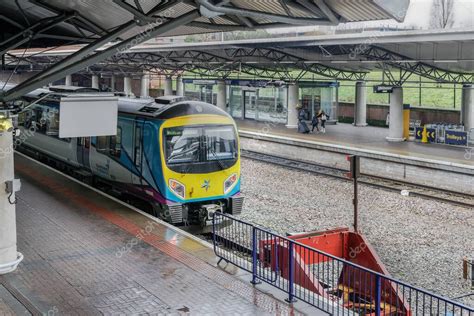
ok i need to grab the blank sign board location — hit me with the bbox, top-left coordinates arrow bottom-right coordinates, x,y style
59,94 -> 118,138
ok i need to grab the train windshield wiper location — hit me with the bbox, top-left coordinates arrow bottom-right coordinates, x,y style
168,142 -> 199,162
207,146 -> 226,170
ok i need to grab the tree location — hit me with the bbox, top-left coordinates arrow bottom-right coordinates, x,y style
430,0 -> 455,29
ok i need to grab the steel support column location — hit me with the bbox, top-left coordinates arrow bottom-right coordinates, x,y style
354,81 -> 367,126
124,76 -> 132,96
176,75 -> 184,96
462,84 -> 474,132
164,76 -> 173,96
65,74 -> 72,86
91,75 -> 99,89
286,83 -> 299,128
386,87 -> 405,142
216,80 -> 227,111
0,120 -> 23,275
140,73 -> 150,98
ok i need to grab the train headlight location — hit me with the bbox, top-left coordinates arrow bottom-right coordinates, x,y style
224,173 -> 238,194
169,179 -> 185,199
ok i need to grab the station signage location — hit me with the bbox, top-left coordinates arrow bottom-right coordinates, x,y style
426,128 -> 437,142
414,127 -> 436,142
373,85 -> 395,93
445,130 -> 468,146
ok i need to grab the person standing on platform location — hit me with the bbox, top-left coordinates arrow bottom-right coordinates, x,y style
318,110 -> 328,133
297,106 -> 310,134
311,112 -> 319,132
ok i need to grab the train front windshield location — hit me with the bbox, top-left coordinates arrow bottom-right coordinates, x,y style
164,125 -> 238,173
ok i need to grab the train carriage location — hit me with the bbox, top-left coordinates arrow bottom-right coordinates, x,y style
17,88 -> 243,226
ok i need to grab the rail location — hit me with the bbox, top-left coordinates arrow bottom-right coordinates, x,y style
212,213 -> 474,315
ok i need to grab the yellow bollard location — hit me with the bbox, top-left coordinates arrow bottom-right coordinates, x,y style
403,104 -> 410,140
421,126 -> 428,143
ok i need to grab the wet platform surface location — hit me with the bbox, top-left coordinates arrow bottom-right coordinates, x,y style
237,120 -> 474,166
0,153 -> 307,315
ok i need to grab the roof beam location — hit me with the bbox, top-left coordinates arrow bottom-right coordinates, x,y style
0,13 -> 77,56
196,0 -> 336,26
312,0 -> 339,24
1,10 -> 200,102
359,45 -> 473,84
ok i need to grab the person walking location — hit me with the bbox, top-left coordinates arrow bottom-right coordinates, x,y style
317,110 -> 328,133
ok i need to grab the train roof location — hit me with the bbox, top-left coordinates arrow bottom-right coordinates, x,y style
2,83 -> 230,119
117,97 -> 231,119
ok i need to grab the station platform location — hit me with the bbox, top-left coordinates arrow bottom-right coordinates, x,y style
237,120 -> 474,168
0,153 -> 308,315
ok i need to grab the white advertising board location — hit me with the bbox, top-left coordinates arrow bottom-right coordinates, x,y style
59,94 -> 118,138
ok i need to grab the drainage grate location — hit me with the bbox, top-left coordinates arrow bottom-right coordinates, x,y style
0,280 -> 42,316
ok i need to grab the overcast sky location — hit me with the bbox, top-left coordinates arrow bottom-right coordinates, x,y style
398,0 -> 473,28
269,0 -> 474,33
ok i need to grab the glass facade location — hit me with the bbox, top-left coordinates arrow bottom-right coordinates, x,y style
183,79 -> 338,124
300,83 -> 338,122
229,86 -> 287,123
229,86 -> 242,118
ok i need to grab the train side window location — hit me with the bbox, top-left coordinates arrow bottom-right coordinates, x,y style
96,136 -> 108,152
109,127 -> 122,158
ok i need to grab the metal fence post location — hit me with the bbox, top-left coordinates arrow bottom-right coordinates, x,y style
251,226 -> 261,285
286,240 -> 297,303
375,274 -> 382,316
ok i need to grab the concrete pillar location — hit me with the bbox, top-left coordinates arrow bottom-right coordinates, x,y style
124,76 -> 132,96
110,75 -> 116,92
216,80 -> 227,111
91,75 -> 99,89
286,83 -> 299,128
65,74 -> 72,86
0,120 -> 23,274
354,81 -> 367,126
461,84 -> 474,132
164,77 -> 173,96
140,73 -> 150,98
386,87 -> 405,142
176,76 -> 184,96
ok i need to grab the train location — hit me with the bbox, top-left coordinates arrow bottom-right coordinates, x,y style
15,85 -> 243,226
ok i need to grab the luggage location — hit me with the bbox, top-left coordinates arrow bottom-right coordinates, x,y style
298,120 -> 310,134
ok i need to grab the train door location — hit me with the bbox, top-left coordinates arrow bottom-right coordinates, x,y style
243,90 -> 257,120
76,137 -> 91,170
133,121 -> 144,186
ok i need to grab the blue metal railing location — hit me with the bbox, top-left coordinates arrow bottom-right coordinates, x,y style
213,213 -> 474,315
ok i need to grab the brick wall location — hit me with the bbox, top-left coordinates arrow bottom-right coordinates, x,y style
338,102 -> 460,126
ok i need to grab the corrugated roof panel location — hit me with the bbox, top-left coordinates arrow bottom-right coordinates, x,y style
231,0 -> 287,16
287,3 -> 324,19
0,0 -> 410,50
47,0 -> 133,30
154,2 -> 196,19
330,0 -> 394,21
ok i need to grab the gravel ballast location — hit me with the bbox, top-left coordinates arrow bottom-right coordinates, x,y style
237,158 -> 474,307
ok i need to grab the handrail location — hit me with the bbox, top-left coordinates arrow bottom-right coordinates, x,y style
213,213 -> 474,314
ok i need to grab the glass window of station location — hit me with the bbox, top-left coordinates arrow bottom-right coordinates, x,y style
183,79 -> 339,124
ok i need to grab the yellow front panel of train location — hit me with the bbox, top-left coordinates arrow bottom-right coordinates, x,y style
160,114 -> 240,201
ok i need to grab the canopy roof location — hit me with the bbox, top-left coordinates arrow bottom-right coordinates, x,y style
0,0 -> 411,101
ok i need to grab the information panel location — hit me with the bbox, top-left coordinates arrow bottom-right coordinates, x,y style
445,130 -> 468,146
59,94 -> 118,138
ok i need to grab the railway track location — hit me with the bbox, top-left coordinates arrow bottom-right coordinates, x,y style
241,150 -> 474,208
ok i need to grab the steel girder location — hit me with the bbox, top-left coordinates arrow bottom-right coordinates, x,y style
7,46 -> 367,82
100,48 -> 367,81
335,45 -> 474,85
0,13 -> 80,56
1,10 -> 201,102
